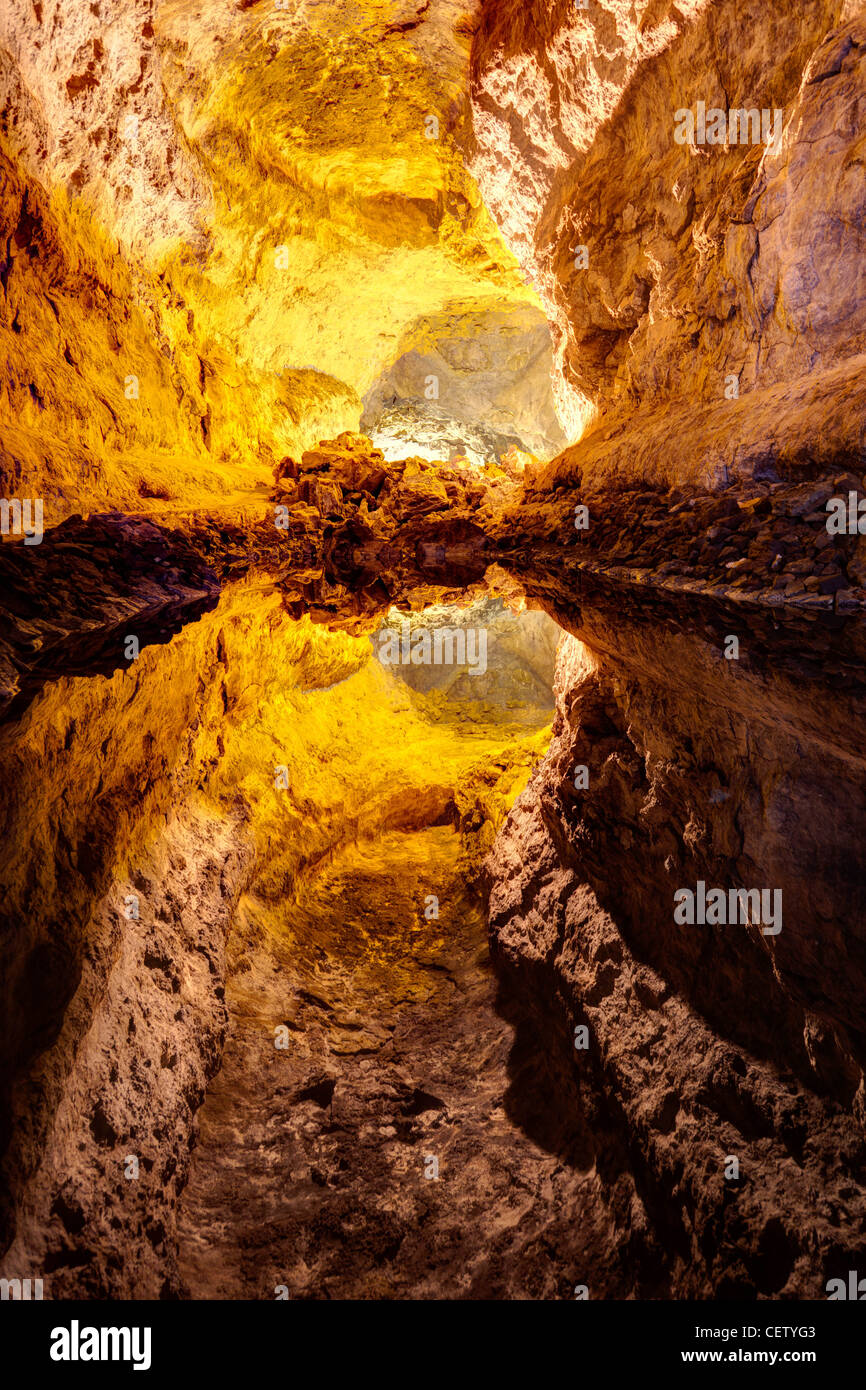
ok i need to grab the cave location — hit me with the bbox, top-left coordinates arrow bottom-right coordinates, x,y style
1,0 -> 866,1337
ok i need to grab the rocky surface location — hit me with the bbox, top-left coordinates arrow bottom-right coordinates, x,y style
495,470 -> 866,612
361,305 -> 566,463
470,3 -> 866,478
0,1 -> 549,518
1,806 -> 251,1298
269,431 -> 518,629
0,137 -> 358,515
0,514 -> 221,719
177,822 -> 625,1300
486,604 -> 866,1297
0,559 -> 557,1296
4,454 -> 866,1298
361,398 -> 529,472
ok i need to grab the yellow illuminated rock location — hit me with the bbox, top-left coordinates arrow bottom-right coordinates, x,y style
157,0 -> 535,392
0,0 -> 542,519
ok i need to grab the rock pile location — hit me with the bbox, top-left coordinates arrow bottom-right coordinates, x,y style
272,431 -> 521,535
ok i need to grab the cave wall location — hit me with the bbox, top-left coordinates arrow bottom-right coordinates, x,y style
0,140 -> 360,516
0,803 -> 251,1298
470,0 -> 866,482
0,571 -> 551,1293
0,583 -> 368,1279
1,0 -> 563,517
0,0 -> 554,523
1,0 -> 865,1304
486,593 -> 866,1297
361,305 -> 566,463
463,0 -> 866,1292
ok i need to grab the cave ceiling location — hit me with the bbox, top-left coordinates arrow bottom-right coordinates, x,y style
1,0 -> 553,522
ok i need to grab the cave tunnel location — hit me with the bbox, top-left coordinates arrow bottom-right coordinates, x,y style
1,0 -> 866,1348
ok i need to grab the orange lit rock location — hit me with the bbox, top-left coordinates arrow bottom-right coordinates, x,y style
470,3 -> 866,482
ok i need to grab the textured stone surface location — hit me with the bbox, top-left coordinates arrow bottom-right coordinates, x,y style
176,824 -> 622,1300
0,566 -> 555,1294
470,2 -> 866,477
486,594 -> 866,1297
493,470 -> 866,612
0,1 -> 548,516
361,305 -> 566,463
1,806 -> 250,1298
4,468 -> 866,1298
0,141 -> 358,515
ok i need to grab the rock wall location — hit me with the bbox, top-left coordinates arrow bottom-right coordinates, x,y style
0,581 -> 367,1274
0,558 -> 554,1294
361,305 -> 566,463
486,582 -> 866,1297
470,1 -> 866,480
0,140 -> 359,516
1,805 -> 251,1298
2,0 -> 865,1304
0,0 -> 551,516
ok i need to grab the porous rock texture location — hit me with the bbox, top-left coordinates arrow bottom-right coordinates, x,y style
486,580 -> 866,1297
1,805 -> 250,1298
0,561 -> 564,1295
0,139 -> 358,516
470,1 -> 866,480
464,1 -> 866,1291
361,305 -> 567,464
176,822 -> 624,1300
0,0 -> 560,517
